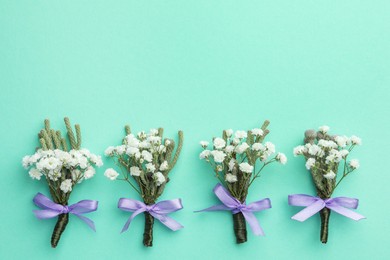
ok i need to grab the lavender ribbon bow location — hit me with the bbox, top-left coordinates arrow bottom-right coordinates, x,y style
33,193 -> 98,231
288,194 -> 366,222
118,198 -> 184,233
195,183 -> 271,236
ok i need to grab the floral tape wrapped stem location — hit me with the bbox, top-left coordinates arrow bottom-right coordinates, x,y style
105,126 -> 184,247
293,125 -> 361,243
198,120 -> 286,243
23,118 -> 103,248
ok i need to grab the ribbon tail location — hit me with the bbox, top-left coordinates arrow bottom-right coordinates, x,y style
291,200 -> 326,222
73,213 -> 96,231
241,210 -> 264,236
194,204 -> 231,212
327,204 -> 366,221
150,212 -> 184,231
33,209 -> 61,219
121,209 -> 145,233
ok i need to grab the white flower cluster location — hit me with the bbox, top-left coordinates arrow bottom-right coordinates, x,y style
22,149 -> 103,193
104,129 -> 170,186
293,125 -> 361,180
200,128 -> 286,183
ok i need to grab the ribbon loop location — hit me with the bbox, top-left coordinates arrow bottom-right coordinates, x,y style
33,193 -> 98,231
289,194 -> 365,222
195,184 -> 271,236
118,198 -> 184,233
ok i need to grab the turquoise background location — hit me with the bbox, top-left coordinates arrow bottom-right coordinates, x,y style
1,1 -> 389,259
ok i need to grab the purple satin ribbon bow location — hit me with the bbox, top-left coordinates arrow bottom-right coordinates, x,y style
288,194 -> 365,222
33,193 -> 98,231
195,183 -> 271,236
118,198 -> 184,233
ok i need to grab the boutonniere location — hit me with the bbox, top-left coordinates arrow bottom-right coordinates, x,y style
104,125 -> 184,247
22,118 -> 102,248
197,120 -> 286,243
289,126 -> 365,243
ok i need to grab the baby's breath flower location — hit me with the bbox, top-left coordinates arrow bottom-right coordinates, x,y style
349,159 -> 360,169
305,158 -> 316,170
225,173 -> 237,183
323,170 -> 336,180
105,168 -> 119,180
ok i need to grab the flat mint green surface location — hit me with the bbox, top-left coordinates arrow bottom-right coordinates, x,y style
1,1 -> 389,259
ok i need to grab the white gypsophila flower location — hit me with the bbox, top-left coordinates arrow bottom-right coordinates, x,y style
149,129 -> 159,136
165,139 -> 171,146
84,167 -> 96,179
22,156 -> 31,169
335,136 -> 348,148
29,168 -> 42,180
251,128 -> 264,136
93,155 -> 103,167
235,143 -> 249,154
276,153 -> 287,165
265,142 -> 275,155
225,173 -> 238,183
105,146 -> 115,156
80,148 -> 91,156
78,156 -> 89,169
339,149 -> 349,158
319,125 -> 330,133
139,141 -> 151,149
157,145 -> 166,154
305,158 -> 316,170
146,163 -> 156,173
127,135 -> 140,147
232,138 -> 241,145
293,145 -> 306,156
213,138 -> 226,149
235,130 -> 247,139
147,136 -> 161,145
126,147 -> 139,156
199,150 -> 211,159
318,139 -> 338,149
154,172 -> 165,186
60,179 -> 73,193
105,168 -> 119,180
29,153 -> 41,165
211,150 -> 226,163
71,169 -> 83,183
200,141 -> 209,148
141,150 -> 153,162
225,129 -> 233,137
349,159 -> 360,169
308,145 -> 322,156
350,135 -> 362,145
160,161 -> 169,171
48,170 -> 61,181
252,143 -> 265,151
130,166 -> 141,176
44,157 -> 61,170
326,149 -> 342,164
260,153 -> 269,162
228,159 -> 236,171
239,162 -> 253,173
323,170 -> 336,180
216,165 -> 223,172
116,145 -> 126,155
225,145 -> 235,153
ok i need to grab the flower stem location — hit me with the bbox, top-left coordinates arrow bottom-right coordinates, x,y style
143,212 -> 154,247
232,212 -> 247,244
319,208 -> 331,244
51,213 -> 69,248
